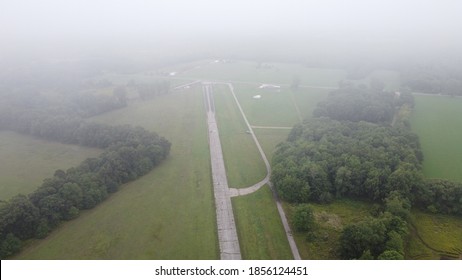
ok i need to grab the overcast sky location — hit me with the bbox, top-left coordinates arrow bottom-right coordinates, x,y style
1,0 -> 461,59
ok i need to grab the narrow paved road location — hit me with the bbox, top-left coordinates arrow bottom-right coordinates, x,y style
203,83 -> 241,260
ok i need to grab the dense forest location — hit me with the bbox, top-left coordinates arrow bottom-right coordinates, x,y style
272,85 -> 462,259
0,76 -> 171,258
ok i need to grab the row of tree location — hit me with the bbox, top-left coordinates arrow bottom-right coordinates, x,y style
401,64 -> 462,96
0,107 -> 171,258
313,85 -> 414,124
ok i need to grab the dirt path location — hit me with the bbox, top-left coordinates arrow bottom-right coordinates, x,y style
203,83 -> 241,260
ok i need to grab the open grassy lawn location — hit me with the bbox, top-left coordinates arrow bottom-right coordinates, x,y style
233,84 -> 300,127
287,199 -> 373,259
407,211 -> 462,260
213,84 -> 267,188
410,95 -> 462,182
253,129 -> 291,161
232,85 -> 329,127
232,185 -> 293,259
0,131 -> 101,201
15,86 -> 218,259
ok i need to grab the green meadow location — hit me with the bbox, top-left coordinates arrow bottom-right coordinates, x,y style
407,211 -> 462,259
411,95 -> 462,182
232,185 -> 293,259
0,131 -> 100,200
15,87 -> 218,259
213,84 -> 267,188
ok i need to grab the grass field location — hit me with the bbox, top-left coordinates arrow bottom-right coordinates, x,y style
410,95 -> 462,182
232,185 -> 293,259
15,87 -> 218,259
407,211 -> 462,259
213,84 -> 267,188
253,129 -> 291,160
0,131 -> 101,201
287,199 -> 373,259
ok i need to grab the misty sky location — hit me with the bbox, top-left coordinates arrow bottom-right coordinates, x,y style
1,0 -> 461,58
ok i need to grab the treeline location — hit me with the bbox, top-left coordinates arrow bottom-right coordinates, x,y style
401,64 -> 462,96
1,87 -> 128,118
70,87 -> 128,117
272,85 -> 462,259
136,80 -> 170,100
0,107 -> 170,258
0,123 -> 170,258
313,85 -> 414,124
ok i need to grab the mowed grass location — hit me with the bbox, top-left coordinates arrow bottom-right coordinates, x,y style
233,84 -> 299,127
0,131 -> 101,200
213,84 -> 266,188
410,95 -> 462,182
407,211 -> 462,259
15,87 -> 218,259
232,185 -> 293,259
287,199 -> 373,259
234,85 -> 330,127
253,129 -> 291,160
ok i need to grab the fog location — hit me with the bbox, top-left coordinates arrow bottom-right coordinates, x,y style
1,0 -> 462,62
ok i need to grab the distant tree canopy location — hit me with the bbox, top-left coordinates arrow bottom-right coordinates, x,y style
401,64 -> 462,96
136,81 -> 170,100
313,85 -> 397,124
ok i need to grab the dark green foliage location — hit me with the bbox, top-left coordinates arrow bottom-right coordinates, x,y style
0,195 -> 40,240
414,179 -> 462,216
384,191 -> 411,220
377,250 -> 404,260
339,214 -> 407,259
0,233 -> 22,259
292,204 -> 315,232
272,118 -> 422,203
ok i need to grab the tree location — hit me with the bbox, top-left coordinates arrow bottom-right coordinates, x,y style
384,191 -> 411,220
292,204 -> 315,232
377,250 -> 404,260
0,233 -> 22,259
